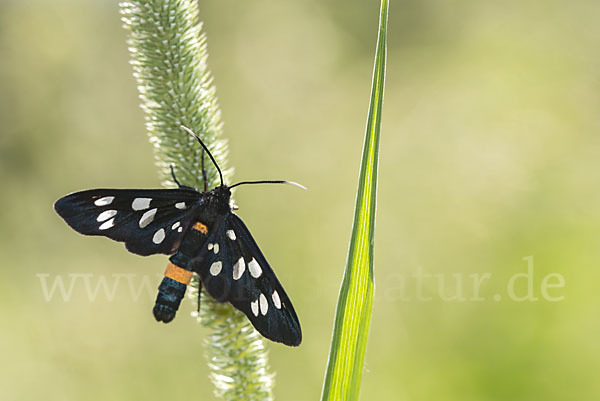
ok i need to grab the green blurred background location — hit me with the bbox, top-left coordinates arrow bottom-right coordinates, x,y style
2,0 -> 600,400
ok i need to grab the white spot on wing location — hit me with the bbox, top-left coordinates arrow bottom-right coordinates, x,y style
272,290 -> 282,309
152,228 -> 165,244
99,218 -> 115,230
226,230 -> 236,240
97,210 -> 117,222
259,293 -> 268,315
94,196 -> 114,206
209,261 -> 222,276
132,198 -> 152,210
175,202 -> 186,209
251,300 -> 259,316
248,258 -> 262,278
139,208 -> 157,228
213,243 -> 219,254
233,257 -> 245,280
177,227 -> 183,233
207,243 -> 213,250
171,221 -> 180,230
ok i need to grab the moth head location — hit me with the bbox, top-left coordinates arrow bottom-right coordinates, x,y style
212,184 -> 232,213
215,184 -> 231,200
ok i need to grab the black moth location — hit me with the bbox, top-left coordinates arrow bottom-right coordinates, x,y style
54,127 -> 302,346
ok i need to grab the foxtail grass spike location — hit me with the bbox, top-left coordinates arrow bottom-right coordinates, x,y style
120,1 -> 274,399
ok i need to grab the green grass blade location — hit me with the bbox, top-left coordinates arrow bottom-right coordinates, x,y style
321,0 -> 388,400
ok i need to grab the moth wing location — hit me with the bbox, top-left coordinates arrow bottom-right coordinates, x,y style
194,213 -> 302,346
54,188 -> 203,256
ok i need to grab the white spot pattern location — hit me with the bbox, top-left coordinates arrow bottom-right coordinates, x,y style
226,230 -> 236,240
233,257 -> 245,280
132,198 -> 152,210
175,202 -> 186,209
94,196 -> 114,206
209,261 -> 222,276
248,258 -> 262,278
139,208 -> 157,228
207,243 -> 214,250
259,293 -> 268,315
213,243 -> 219,254
99,218 -> 115,230
177,227 -> 183,233
251,300 -> 259,316
152,228 -> 165,244
97,210 -> 117,222
171,221 -> 180,230
272,290 -> 282,309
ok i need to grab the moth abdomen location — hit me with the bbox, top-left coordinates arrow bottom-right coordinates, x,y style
153,263 -> 193,323
153,277 -> 186,323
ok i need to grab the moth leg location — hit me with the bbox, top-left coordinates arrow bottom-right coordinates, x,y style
197,282 -> 202,314
170,164 -> 183,188
201,148 -> 208,192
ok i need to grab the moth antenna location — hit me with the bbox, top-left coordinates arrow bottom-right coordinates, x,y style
229,180 -> 307,190
180,125 -> 224,186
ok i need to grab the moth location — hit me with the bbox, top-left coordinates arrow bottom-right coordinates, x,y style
54,127 -> 303,346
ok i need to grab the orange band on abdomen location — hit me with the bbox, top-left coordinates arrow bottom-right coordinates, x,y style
164,262 -> 193,285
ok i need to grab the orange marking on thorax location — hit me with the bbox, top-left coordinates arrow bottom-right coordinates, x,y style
192,222 -> 208,234
164,262 -> 193,285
